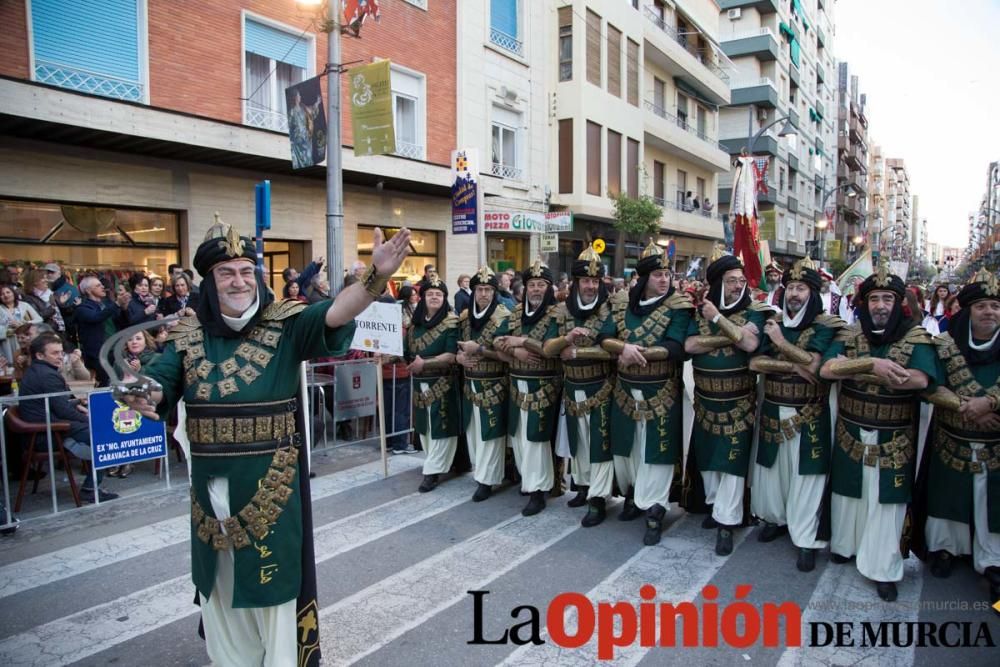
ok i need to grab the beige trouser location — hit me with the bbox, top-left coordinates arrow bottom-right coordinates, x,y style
567,388 -> 614,499
612,388 -> 673,511
510,380 -> 554,492
466,402 -> 506,485
418,382 -> 458,475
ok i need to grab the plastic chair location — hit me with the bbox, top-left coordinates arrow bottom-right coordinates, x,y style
6,406 -> 81,511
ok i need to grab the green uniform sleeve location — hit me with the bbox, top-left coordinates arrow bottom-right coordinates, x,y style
596,309 -> 617,341
665,308 -> 692,346
543,315 -> 560,340
746,308 -> 768,353
444,323 -> 458,354
141,342 -> 184,417
907,341 -> 942,391
821,339 -> 846,364
285,301 -> 355,361
806,323 -> 837,355
686,314 -> 700,337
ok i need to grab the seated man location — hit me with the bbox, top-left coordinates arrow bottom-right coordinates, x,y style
18,332 -> 118,502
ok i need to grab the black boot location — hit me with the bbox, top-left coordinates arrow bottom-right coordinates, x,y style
643,504 -> 667,546
567,487 -> 589,507
930,551 -> 953,578
522,490 -> 546,516
757,522 -> 788,543
984,567 -> 1000,601
618,492 -> 643,521
876,581 -> 898,602
418,474 -> 439,493
830,552 -> 851,564
701,506 -> 718,529
471,482 -> 492,502
581,497 -> 607,527
796,548 -> 816,573
715,527 -> 734,556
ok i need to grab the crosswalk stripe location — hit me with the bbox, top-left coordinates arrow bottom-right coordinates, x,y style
498,518 -> 751,666
0,466 -> 466,667
0,455 -> 424,601
320,501 -> 583,666
775,557 -> 924,666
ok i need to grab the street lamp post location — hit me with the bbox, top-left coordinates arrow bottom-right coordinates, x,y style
814,178 -> 859,264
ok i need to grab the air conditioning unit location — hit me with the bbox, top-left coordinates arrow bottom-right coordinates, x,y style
727,8 -> 741,20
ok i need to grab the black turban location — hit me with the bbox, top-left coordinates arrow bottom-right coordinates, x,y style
705,255 -> 751,316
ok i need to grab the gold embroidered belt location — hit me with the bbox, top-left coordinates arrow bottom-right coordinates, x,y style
186,399 -> 297,451
693,369 -> 754,400
413,368 -> 451,379
618,360 -> 680,383
933,423 -> 1000,474
509,374 -> 562,413
839,388 -> 914,429
466,360 -> 505,376
836,420 -> 913,469
464,376 -> 506,408
693,396 -> 756,437
613,378 -> 678,421
190,446 -> 298,551
759,403 -> 824,445
563,360 -> 611,382
936,407 -> 1000,442
764,376 -> 827,407
414,375 -> 454,409
509,357 -> 559,373
565,380 -> 613,417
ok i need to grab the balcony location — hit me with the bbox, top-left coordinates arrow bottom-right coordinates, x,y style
816,65 -> 825,84
789,63 -> 800,88
789,107 -> 800,129
643,7 -> 730,106
817,27 -> 827,49
815,100 -> 825,119
719,0 -> 779,13
718,184 -> 778,206
245,102 -> 288,133
655,198 -> 725,240
721,28 -> 779,61
490,161 -> 523,181
730,77 -> 779,108
788,154 -> 799,171
788,196 -> 799,213
719,134 -> 778,157
489,28 -> 524,57
35,59 -> 144,103
392,140 -> 425,160
845,171 -> 867,196
643,100 -> 731,171
815,173 -> 824,186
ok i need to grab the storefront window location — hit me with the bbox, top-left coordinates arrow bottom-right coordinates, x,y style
0,199 -> 180,277
357,226 -> 438,284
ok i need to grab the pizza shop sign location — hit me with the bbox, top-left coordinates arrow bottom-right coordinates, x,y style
483,211 -> 573,234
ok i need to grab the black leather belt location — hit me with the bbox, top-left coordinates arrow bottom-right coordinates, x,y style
191,433 -> 302,457
186,399 -> 297,418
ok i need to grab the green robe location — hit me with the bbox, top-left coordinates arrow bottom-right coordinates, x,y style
924,333 -> 1000,532
551,301 -> 616,463
688,301 -> 770,476
144,299 -> 353,607
460,305 -> 510,441
405,313 -> 459,439
507,304 -> 561,442
823,324 -> 940,504
609,292 -> 693,465
755,314 -> 841,475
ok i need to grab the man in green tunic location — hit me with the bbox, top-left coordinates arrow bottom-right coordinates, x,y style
819,262 -> 939,602
601,241 -> 693,545
133,221 -> 411,666
540,245 -> 617,527
749,257 -> 843,573
916,268 -> 1000,600
404,273 -> 459,494
684,251 -> 769,556
495,261 -> 561,516
455,266 -> 510,502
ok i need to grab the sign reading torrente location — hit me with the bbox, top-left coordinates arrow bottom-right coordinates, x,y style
350,301 -> 404,357
483,211 -> 574,234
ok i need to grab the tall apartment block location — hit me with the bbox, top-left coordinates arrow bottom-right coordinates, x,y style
717,0 -> 838,266
867,141 -> 886,248
833,63 -> 868,263
884,158 -> 912,258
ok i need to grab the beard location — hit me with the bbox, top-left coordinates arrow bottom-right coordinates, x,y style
766,278 -> 780,290
785,298 -> 805,314
219,287 -> 256,315
527,295 -> 544,309
870,311 -> 891,328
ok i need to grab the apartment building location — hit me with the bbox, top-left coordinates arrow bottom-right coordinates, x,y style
884,157 -> 912,258
867,141 -> 886,250
549,0 -> 731,276
717,0 -> 838,267
0,0 -> 472,288
833,63 -> 868,263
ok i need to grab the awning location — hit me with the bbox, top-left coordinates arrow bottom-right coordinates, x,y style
674,77 -> 719,111
792,0 -> 810,32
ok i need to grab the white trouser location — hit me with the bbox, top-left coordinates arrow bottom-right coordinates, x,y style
831,427 -> 906,583
466,402 -> 506,486
203,478 -> 296,667
702,470 -> 744,527
418,382 -> 458,475
750,406 -> 828,549
569,388 -> 614,497
925,443 -> 1000,574
510,380 -> 554,493
612,388 -> 673,511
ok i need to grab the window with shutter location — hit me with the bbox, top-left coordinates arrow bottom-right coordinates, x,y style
558,7 -> 572,82
607,25 -> 621,97
490,0 -> 522,56
626,39 -> 639,106
607,130 -> 622,197
559,119 -> 574,194
391,66 -> 426,160
653,161 -> 665,202
586,10 -> 602,87
243,17 -> 311,132
587,121 -> 602,196
627,139 -> 640,199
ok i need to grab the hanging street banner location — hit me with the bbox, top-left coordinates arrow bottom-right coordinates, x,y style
88,390 -> 167,469
451,148 -> 480,234
349,60 -> 395,157
483,211 -> 574,234
285,76 -> 328,169
758,210 -> 777,241
349,301 -> 404,357
826,239 -> 843,261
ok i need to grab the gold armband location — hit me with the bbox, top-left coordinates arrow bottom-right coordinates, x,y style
827,357 -> 875,376
775,339 -> 814,365
854,373 -> 887,386
359,264 -> 390,298
922,387 -> 962,412
989,395 -> 1000,412
422,358 -> 453,373
522,338 -> 544,356
601,339 -> 626,355
542,336 -> 570,358
692,335 -> 733,349
714,315 -> 744,343
574,346 -> 612,361
750,357 -> 797,375
643,346 -> 669,361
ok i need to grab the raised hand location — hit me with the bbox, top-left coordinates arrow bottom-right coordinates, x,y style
371,227 -> 411,278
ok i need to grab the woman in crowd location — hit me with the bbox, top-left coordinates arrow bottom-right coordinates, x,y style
282,280 -> 308,303
109,330 -> 161,478
158,274 -> 199,317
0,283 -> 42,363
928,284 -> 950,323
938,295 -> 961,333
126,274 -> 159,326
397,285 -> 416,329
21,269 -> 63,334
148,276 -> 165,307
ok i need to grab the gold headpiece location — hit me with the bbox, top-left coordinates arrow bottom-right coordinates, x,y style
528,259 -> 545,278
640,239 -> 671,269
873,257 -> 892,287
476,265 -> 495,283
202,212 -> 246,258
577,245 -> 602,277
425,270 -> 444,289
970,267 -> 1000,297
788,256 -> 817,281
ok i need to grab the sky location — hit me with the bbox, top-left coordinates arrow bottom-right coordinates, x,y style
833,0 -> 1000,249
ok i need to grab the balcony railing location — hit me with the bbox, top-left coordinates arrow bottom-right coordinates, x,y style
643,100 -> 720,148
643,7 -> 729,84
393,141 -> 425,160
652,196 -> 721,220
245,103 -> 288,133
35,59 -> 143,102
489,28 -> 524,57
730,76 -> 777,91
491,161 -> 524,181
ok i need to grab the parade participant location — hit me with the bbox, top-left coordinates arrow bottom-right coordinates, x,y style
540,246 -> 617,526
758,261 -> 784,309
819,261 -> 938,602
494,260 -> 561,516
749,257 -> 843,572
405,273 -> 460,492
914,269 -> 1000,600
132,219 -> 411,666
684,248 -> 769,556
455,266 -> 511,502
819,268 -> 848,319
602,242 -> 693,545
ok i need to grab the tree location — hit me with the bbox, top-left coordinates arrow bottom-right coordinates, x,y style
610,192 -> 663,236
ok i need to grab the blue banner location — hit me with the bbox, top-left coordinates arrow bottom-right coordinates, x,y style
88,391 -> 167,469
451,148 -> 479,235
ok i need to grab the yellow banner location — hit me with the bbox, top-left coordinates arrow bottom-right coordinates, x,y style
826,239 -> 843,260
349,60 -> 395,157
759,210 -> 777,240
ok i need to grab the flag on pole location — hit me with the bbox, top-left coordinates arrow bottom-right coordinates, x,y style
836,248 -> 873,297
731,156 -> 764,288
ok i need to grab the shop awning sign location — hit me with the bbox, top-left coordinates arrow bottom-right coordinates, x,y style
483,211 -> 574,234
